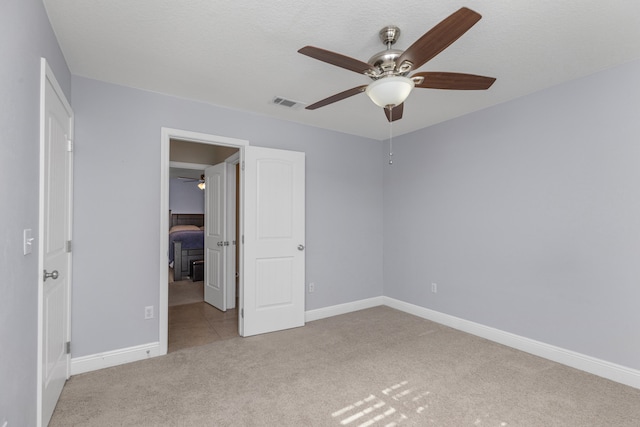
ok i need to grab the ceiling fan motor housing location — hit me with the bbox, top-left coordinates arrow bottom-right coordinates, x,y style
367,26 -> 414,79
368,49 -> 405,76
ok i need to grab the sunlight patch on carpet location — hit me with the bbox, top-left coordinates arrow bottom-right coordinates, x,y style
332,380 -> 509,426
332,381 -> 428,426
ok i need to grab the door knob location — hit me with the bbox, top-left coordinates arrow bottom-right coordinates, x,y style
43,269 -> 59,282
298,244 -> 305,251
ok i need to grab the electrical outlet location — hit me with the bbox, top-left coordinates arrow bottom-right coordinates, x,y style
144,306 -> 154,319
431,283 -> 438,293
308,282 -> 315,293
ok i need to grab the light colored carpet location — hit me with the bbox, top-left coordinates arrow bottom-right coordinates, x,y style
50,306 -> 640,426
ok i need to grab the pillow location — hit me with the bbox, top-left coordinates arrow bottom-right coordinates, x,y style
169,225 -> 200,233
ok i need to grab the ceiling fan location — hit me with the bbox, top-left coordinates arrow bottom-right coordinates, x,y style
298,7 -> 496,122
177,174 -> 206,190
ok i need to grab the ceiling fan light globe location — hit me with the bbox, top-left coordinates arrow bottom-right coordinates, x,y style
365,76 -> 414,108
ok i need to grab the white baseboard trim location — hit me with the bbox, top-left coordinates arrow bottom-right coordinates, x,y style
73,297 -> 383,375
71,297 -> 640,390
305,296 -> 385,322
383,296 -> 640,390
71,342 -> 163,375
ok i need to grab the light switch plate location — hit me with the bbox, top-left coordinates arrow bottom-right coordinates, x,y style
23,229 -> 34,255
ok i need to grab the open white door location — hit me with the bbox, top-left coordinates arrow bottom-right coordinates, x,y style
204,162 -> 227,311
38,59 -> 73,427
241,146 -> 305,337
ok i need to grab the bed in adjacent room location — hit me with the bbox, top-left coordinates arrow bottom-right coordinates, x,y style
169,213 -> 204,281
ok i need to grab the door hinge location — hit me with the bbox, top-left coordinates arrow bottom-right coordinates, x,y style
241,308 -> 244,318
241,235 -> 244,244
241,161 -> 245,171
66,341 -> 71,354
65,240 -> 72,253
67,138 -> 74,152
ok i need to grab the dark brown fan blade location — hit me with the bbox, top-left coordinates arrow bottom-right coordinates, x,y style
384,103 -> 404,122
413,72 -> 496,90
306,85 -> 368,110
396,7 -> 481,72
298,46 -> 374,75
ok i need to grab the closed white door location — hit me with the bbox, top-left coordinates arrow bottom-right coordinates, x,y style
204,162 -> 227,311
38,59 -> 73,427
241,146 -> 305,337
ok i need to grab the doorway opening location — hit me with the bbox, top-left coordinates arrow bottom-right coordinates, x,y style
168,159 -> 239,352
160,128 -> 248,355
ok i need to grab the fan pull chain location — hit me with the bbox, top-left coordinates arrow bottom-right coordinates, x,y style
388,107 -> 393,165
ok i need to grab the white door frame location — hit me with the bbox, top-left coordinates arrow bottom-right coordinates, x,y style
225,152 -> 240,309
37,58 -> 74,427
160,128 -> 248,355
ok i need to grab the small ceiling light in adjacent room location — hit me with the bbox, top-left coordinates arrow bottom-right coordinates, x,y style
197,182 -> 205,190
365,76 -> 415,108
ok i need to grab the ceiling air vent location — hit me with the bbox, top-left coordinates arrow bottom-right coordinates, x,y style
271,96 -> 305,110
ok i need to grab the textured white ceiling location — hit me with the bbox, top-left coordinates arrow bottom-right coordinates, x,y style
42,0 -> 640,140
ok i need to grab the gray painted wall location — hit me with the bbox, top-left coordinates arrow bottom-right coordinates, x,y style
0,0 -> 71,424
384,59 -> 640,370
169,178 -> 205,214
71,76 -> 384,357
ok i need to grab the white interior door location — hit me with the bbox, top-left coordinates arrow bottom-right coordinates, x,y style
38,59 -> 73,427
241,146 -> 305,337
204,162 -> 227,311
